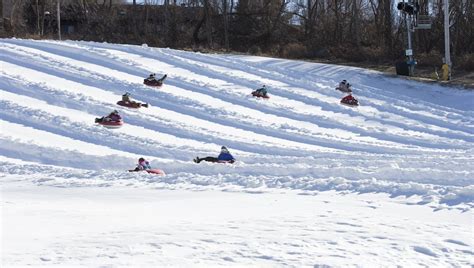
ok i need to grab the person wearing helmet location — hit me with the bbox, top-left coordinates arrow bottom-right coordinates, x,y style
194,146 -> 236,164
146,73 -> 156,82
337,80 -> 352,92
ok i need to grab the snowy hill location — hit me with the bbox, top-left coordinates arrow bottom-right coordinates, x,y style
1,39 -> 473,267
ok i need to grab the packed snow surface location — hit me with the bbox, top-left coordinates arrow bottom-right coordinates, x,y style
0,39 -> 473,267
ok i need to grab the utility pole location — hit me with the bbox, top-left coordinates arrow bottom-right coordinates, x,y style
397,0 -> 419,76
405,13 -> 414,76
57,0 -> 61,40
443,0 -> 451,79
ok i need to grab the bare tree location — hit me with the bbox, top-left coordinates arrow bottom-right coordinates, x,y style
222,0 -> 229,50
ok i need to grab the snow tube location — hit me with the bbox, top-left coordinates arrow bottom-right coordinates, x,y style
217,160 -> 235,164
335,86 -> 352,93
129,169 -> 166,175
117,100 -> 148,108
146,169 -> 166,175
251,91 -> 270,99
143,79 -> 163,87
340,98 -> 359,107
96,119 -> 124,128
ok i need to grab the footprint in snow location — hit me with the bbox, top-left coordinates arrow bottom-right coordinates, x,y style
413,246 -> 437,257
444,239 -> 469,247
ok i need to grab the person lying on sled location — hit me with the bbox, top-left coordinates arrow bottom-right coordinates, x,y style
194,146 -> 236,164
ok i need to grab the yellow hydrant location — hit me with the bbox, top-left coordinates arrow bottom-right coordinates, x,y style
441,64 -> 450,81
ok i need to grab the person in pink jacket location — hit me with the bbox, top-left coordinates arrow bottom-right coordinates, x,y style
132,157 -> 151,171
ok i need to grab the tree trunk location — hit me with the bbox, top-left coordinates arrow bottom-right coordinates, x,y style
267,0 -> 287,43
36,0 -> 40,35
193,16 -> 205,45
223,0 -> 229,50
40,0 -> 45,35
383,0 -> 393,56
350,0 -> 360,46
203,0 -> 213,48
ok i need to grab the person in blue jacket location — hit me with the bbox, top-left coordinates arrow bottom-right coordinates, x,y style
194,146 -> 236,164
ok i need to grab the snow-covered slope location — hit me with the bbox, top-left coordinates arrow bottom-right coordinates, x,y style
1,39 -> 472,206
1,39 -> 473,267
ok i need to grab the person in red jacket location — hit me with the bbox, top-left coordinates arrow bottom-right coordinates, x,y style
341,93 -> 359,106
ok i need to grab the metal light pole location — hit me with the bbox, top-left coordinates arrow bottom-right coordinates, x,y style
405,13 -> 414,76
444,0 -> 451,79
57,0 -> 61,40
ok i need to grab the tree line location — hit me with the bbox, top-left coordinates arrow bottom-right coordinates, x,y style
2,0 -> 473,71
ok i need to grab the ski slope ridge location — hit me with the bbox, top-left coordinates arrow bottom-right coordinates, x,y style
0,39 -> 473,210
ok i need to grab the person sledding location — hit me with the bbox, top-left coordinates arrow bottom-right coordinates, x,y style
131,157 -> 151,171
340,93 -> 359,106
117,92 -> 148,108
194,146 -> 236,164
144,73 -> 167,87
336,80 -> 352,93
252,85 -> 270,98
128,157 -> 166,175
95,110 -> 122,123
145,73 -> 156,82
95,110 -> 123,128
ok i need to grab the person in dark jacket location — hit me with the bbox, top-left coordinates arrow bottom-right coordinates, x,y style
96,110 -> 122,123
145,73 -> 156,82
194,146 -> 236,164
104,110 -> 122,122
254,85 -> 268,97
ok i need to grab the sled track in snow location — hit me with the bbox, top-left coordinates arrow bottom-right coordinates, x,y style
0,39 -> 473,209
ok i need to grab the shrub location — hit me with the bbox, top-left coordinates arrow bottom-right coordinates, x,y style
248,45 -> 262,55
456,54 -> 474,71
416,51 -> 443,67
280,43 -> 308,59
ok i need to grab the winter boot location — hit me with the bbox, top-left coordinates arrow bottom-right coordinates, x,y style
158,74 -> 167,83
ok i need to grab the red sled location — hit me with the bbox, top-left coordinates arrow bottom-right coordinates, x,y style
340,96 -> 359,107
128,168 -> 166,175
117,100 -> 148,108
251,91 -> 270,99
95,119 -> 124,129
